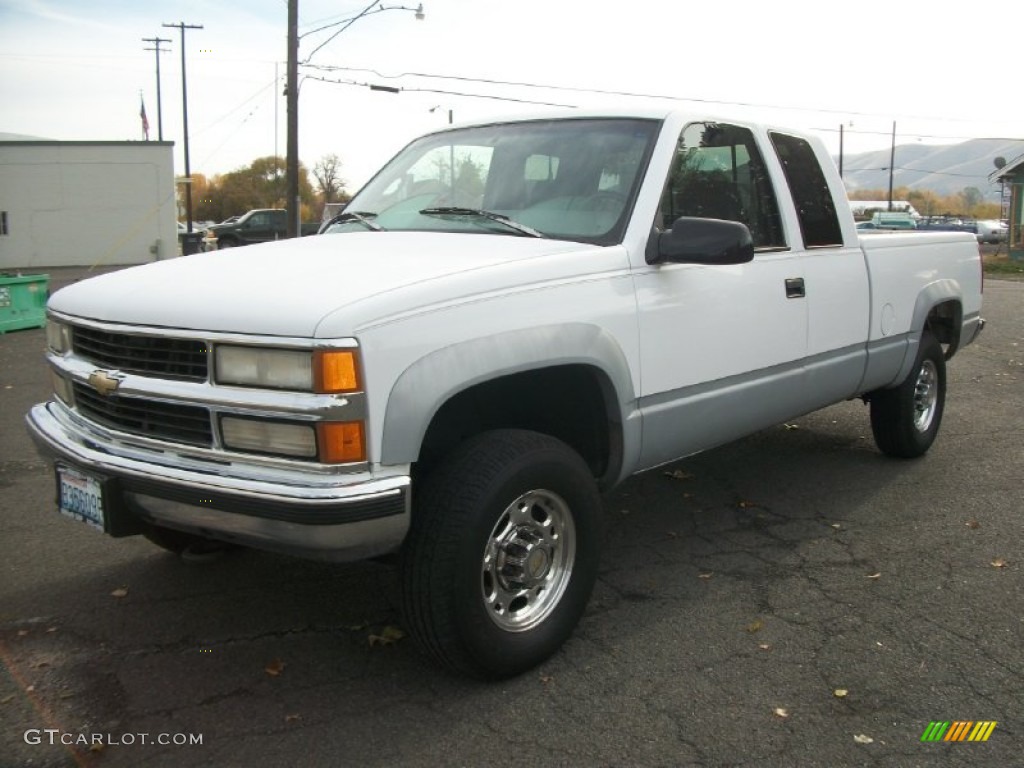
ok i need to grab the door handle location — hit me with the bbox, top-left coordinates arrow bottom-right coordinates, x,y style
785,278 -> 805,299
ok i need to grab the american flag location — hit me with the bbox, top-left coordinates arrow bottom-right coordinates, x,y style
140,97 -> 150,141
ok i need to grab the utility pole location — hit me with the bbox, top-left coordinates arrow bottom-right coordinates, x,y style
838,123 -> 844,179
887,121 -> 896,212
163,21 -> 203,234
286,0 -> 299,238
142,36 -> 171,141
286,1 -> 424,238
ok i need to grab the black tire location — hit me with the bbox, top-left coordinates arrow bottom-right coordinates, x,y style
141,524 -> 231,558
400,429 -> 602,679
870,330 -> 946,458
217,238 -> 236,249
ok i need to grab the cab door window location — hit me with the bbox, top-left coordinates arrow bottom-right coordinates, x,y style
658,122 -> 785,249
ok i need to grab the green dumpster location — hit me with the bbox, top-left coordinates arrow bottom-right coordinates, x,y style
0,273 -> 49,333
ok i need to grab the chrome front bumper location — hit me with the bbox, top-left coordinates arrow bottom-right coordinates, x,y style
26,401 -> 410,562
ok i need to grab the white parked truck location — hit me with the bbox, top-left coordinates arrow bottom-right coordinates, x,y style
28,109 -> 984,678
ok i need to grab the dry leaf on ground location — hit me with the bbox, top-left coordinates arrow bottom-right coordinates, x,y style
110,587 -> 129,598
662,469 -> 693,481
264,659 -> 286,677
368,625 -> 406,647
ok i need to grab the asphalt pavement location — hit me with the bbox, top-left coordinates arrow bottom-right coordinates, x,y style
1,271 -> 1021,767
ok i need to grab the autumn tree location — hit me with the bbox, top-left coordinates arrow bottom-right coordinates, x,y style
960,187 -> 984,212
848,185 -> 1000,219
177,172 -> 220,224
191,156 -> 316,223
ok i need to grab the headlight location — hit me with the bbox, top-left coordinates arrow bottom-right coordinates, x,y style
221,417 -> 317,458
50,370 -> 74,405
219,417 -> 366,463
216,346 -> 312,390
46,320 -> 71,354
215,346 -> 359,393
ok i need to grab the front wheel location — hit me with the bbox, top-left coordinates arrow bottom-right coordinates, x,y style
869,330 -> 946,458
400,430 -> 602,679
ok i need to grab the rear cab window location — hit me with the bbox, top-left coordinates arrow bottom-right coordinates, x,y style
769,133 -> 844,248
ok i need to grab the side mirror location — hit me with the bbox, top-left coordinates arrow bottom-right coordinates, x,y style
646,217 -> 755,265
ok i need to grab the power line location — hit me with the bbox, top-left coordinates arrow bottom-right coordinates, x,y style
301,63 -> 1024,144
196,102 -> 268,170
193,77 -> 278,137
302,74 -> 577,108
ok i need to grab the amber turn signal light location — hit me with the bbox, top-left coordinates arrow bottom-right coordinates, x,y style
314,350 -> 360,393
317,421 -> 366,463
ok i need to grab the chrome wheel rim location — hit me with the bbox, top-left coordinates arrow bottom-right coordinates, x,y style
481,489 -> 575,632
913,359 -> 939,432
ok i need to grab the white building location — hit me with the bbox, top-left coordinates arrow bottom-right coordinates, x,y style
0,137 -> 176,270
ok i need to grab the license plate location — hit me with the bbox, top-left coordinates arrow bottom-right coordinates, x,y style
57,465 -> 105,531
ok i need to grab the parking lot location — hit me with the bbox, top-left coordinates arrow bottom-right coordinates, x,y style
1,271 -> 1021,767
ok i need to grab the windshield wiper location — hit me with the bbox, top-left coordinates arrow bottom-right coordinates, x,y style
325,211 -> 384,231
418,207 -> 545,238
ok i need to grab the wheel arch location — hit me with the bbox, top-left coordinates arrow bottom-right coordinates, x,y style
380,324 -> 638,489
892,281 -> 963,385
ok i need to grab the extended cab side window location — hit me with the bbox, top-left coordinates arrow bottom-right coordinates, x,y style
657,122 -> 785,249
769,133 -> 843,248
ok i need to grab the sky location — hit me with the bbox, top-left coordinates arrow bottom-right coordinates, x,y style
2,0 -> 1022,195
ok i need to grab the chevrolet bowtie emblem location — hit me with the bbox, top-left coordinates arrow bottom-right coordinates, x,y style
88,370 -> 122,396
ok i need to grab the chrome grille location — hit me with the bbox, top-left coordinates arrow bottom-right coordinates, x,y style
72,326 -> 208,381
72,383 -> 213,446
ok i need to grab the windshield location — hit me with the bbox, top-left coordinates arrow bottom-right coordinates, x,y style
335,118 -> 660,244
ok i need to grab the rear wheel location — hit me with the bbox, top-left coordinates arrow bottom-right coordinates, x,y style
870,330 -> 946,458
401,429 -> 602,679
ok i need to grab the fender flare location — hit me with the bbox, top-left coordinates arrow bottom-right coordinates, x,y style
380,323 -> 639,474
892,279 -> 963,385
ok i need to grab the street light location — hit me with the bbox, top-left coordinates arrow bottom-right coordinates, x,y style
285,1 -> 424,238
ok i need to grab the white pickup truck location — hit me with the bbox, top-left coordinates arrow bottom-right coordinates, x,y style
28,108 -> 984,678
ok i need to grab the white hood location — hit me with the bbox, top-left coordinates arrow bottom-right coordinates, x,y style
49,233 -> 595,338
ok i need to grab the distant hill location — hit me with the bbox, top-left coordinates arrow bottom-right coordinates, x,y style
839,139 -> 1024,197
